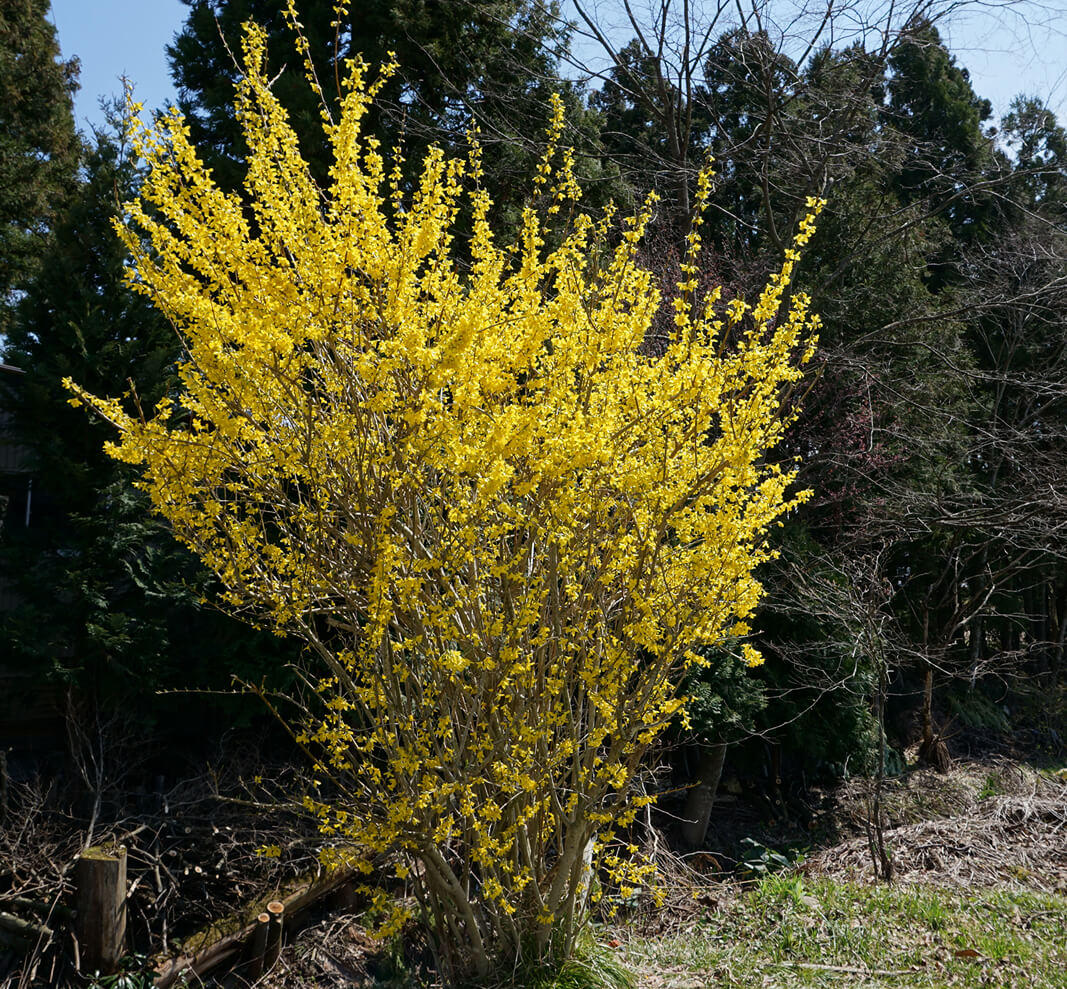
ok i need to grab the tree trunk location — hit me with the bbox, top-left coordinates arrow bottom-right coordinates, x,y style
1051,580 -> 1067,686
918,666 -> 950,772
681,741 -> 727,850
1038,575 -> 1053,673
866,642 -> 893,881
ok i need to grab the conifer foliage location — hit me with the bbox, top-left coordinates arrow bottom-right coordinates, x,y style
1,112 -> 295,715
0,0 -> 80,329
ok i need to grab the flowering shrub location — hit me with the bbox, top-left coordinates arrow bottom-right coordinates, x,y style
68,10 -> 822,981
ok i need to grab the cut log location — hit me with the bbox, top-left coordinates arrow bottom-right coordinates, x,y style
265,900 -> 285,969
0,897 -> 73,922
153,865 -> 359,987
76,844 -> 126,975
0,911 -> 53,949
242,912 -> 270,981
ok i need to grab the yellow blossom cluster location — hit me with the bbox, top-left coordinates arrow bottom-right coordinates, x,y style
66,16 -> 822,980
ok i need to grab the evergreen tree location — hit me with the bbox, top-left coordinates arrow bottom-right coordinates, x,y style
165,0 -> 602,231
0,116 -> 294,720
949,101 -> 1067,704
0,0 -> 81,335
1001,95 -> 1067,207
886,20 -> 995,247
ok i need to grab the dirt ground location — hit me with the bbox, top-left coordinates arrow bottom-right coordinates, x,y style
243,755 -> 1067,988
803,757 -> 1067,893
2,746 -> 1065,988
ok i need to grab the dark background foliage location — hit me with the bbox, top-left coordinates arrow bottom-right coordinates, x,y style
2,0 -> 1064,833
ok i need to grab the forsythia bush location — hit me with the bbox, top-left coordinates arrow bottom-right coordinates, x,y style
69,13 -> 822,981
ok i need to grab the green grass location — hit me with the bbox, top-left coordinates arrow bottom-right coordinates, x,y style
621,876 -> 1067,987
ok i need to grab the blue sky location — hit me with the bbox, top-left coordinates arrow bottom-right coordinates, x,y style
50,0 -> 187,132
941,2 -> 1067,123
50,0 -> 1067,136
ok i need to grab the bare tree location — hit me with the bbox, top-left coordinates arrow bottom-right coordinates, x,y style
569,0 -> 1067,773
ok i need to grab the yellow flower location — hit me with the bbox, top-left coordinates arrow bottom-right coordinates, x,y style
66,13 -> 821,960
742,643 -> 765,668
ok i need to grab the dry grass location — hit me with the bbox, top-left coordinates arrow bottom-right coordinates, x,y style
805,759 -> 1067,892
4,755 -> 1066,988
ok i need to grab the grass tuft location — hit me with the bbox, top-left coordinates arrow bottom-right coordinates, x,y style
624,876 -> 1067,987
490,932 -> 636,989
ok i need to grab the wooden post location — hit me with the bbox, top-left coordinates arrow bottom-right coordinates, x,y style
264,900 -> 285,970
76,844 -> 126,974
243,912 -> 270,980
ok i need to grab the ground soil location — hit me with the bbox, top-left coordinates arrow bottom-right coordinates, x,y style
803,756 -> 1067,893
2,734 -> 1065,988
229,750 -> 1067,988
